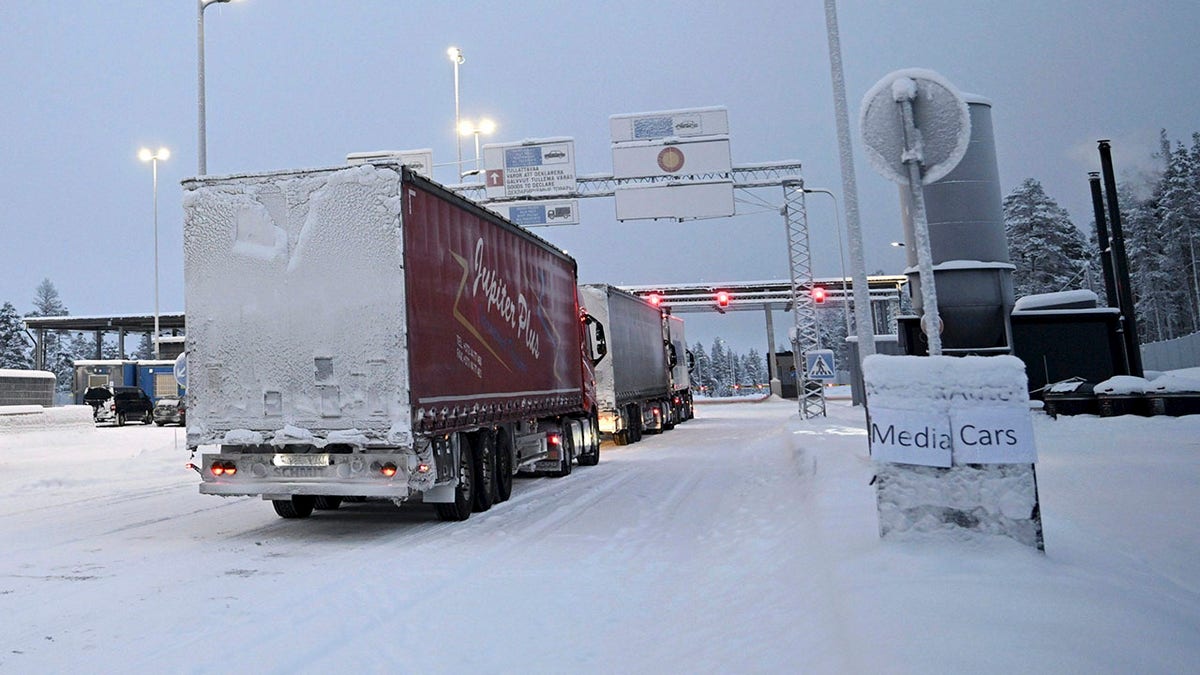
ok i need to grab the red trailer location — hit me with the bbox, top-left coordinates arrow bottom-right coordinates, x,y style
181,163 -> 605,520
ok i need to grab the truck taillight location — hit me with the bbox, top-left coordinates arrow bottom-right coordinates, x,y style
210,461 -> 237,476
547,433 -> 561,446
381,463 -> 398,477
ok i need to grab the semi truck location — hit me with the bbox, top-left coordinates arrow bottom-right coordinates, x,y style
180,162 -> 606,520
666,313 -> 695,425
578,284 -> 677,445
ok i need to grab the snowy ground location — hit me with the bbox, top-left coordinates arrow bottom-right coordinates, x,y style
1,399 -> 1197,673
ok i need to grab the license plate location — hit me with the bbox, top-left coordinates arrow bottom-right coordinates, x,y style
272,453 -> 331,467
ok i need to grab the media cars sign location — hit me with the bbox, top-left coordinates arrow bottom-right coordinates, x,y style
483,138 -> 576,200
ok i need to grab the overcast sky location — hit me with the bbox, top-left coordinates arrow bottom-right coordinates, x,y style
2,1 -> 1198,355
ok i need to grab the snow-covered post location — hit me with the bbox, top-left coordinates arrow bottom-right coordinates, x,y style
865,354 -> 1044,550
861,69 -> 972,357
823,0 -> 877,370
893,79 -> 942,355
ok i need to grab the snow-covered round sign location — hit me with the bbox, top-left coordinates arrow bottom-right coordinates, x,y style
860,68 -> 971,186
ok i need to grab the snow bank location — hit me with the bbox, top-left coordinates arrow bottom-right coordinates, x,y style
1148,371 -> 1200,394
0,405 -> 94,433
1094,375 -> 1150,395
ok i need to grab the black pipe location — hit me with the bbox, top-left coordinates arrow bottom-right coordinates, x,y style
1098,140 -> 1143,377
1088,172 -> 1120,310
1089,172 -> 1129,375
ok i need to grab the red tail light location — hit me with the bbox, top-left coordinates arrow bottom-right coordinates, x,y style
210,460 -> 236,476
381,463 -> 397,477
548,433 -> 561,446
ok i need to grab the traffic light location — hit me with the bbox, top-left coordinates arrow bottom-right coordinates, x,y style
715,290 -> 730,309
811,286 -> 827,304
648,292 -> 662,307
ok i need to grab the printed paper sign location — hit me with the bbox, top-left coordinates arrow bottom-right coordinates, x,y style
868,407 -> 953,468
950,407 -> 1037,464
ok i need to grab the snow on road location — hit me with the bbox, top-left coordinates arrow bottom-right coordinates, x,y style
1,400 -> 1198,673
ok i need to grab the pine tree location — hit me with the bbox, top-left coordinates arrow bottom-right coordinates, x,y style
133,333 -> 154,360
744,348 -> 767,386
1154,135 -> 1200,335
68,332 -> 97,362
1003,179 -> 1097,298
691,341 -> 713,396
709,339 -> 727,397
0,302 -> 33,369
1119,182 -> 1167,341
26,279 -> 72,392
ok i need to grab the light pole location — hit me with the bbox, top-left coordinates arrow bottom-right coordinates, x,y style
139,147 -> 170,359
198,0 -> 237,175
458,118 -> 495,178
804,187 -> 852,335
447,46 -> 465,179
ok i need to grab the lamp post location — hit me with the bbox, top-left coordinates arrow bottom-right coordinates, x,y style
447,46 -> 465,178
803,188 -> 852,335
458,118 -> 495,178
139,147 -> 170,359
198,0 -> 237,175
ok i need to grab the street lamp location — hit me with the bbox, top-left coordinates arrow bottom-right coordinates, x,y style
198,0 -> 238,175
803,188 -> 852,335
458,118 -> 495,178
447,46 -> 465,178
138,147 -> 170,359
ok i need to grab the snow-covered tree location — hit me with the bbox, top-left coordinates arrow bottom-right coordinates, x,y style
1003,179 -> 1096,299
0,302 -> 32,369
709,339 -> 733,397
26,279 -> 72,391
743,348 -> 768,386
1153,133 -> 1200,335
67,332 -> 95,363
691,340 -> 713,396
132,333 -> 154,360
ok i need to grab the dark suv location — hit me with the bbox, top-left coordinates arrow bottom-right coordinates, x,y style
84,386 -> 154,426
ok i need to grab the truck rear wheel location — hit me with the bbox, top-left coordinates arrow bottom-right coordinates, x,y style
495,430 -> 514,503
436,435 -> 474,521
578,415 -> 601,466
313,496 -> 342,511
471,431 -> 496,513
273,496 -> 316,518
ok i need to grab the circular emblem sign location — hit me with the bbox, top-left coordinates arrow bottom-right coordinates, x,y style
657,146 -> 685,173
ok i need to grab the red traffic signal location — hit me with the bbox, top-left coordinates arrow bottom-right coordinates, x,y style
811,286 -> 827,304
715,290 -> 730,308
648,293 -> 662,307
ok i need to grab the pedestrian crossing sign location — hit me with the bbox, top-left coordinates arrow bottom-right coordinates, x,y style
805,350 -> 836,381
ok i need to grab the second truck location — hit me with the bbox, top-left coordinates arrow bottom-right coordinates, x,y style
579,284 -> 687,445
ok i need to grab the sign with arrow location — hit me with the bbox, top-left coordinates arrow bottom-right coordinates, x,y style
483,138 -> 576,200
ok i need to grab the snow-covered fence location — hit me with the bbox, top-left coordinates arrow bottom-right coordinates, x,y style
0,369 -> 56,407
1142,331 -> 1200,372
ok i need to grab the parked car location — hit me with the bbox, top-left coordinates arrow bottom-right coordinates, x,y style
84,385 -> 154,426
153,396 -> 186,426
